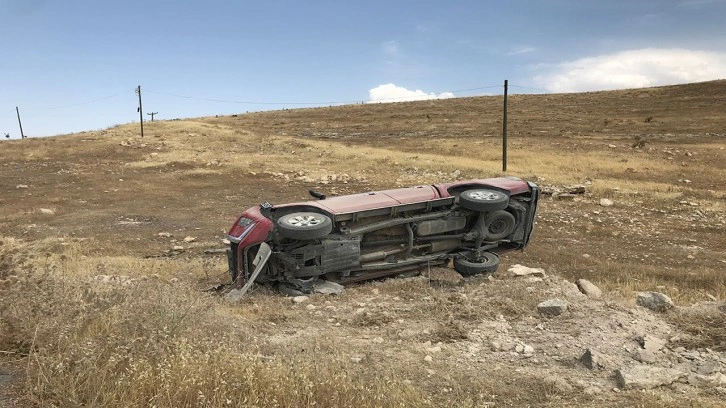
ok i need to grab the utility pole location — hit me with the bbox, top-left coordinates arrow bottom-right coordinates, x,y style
16,106 -> 25,139
502,79 -> 508,172
147,112 -> 158,121
135,85 -> 144,137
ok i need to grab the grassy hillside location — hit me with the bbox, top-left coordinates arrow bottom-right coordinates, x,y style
1,80 -> 725,407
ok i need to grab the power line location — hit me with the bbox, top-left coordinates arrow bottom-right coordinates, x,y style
40,93 -> 122,110
145,83 -> 505,106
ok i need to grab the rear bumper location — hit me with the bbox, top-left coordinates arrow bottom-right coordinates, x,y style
522,182 -> 540,248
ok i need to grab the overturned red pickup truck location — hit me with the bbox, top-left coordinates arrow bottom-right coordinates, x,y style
227,177 -> 539,295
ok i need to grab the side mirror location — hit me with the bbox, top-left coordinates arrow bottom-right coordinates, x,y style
309,190 -> 326,200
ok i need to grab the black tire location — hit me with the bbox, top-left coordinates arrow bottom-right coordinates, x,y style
459,189 -> 509,211
453,251 -> 500,276
277,212 -> 333,240
484,210 -> 516,241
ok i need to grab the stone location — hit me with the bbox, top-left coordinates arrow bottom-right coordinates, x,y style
523,345 -> 535,354
616,365 -> 686,389
158,232 -> 173,238
576,279 -> 602,299
599,198 -> 613,207
515,344 -> 524,353
580,349 -> 606,370
687,373 -> 726,387
312,280 -> 345,295
291,296 -> 309,304
636,349 -> 658,363
39,208 -> 55,215
565,184 -> 587,194
636,292 -> 674,312
16,184 -> 29,189
490,341 -> 502,352
509,264 -> 546,278
696,361 -> 722,376
537,299 -> 568,316
641,335 -> 667,352
424,355 -> 433,362
183,236 -> 196,243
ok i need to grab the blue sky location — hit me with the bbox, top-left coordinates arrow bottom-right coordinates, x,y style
2,0 -> 725,138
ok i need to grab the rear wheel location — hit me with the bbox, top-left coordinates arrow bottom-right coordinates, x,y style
459,189 -> 509,211
484,210 -> 516,240
277,212 -> 333,240
453,251 -> 500,276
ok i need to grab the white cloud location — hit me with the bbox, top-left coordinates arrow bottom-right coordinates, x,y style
507,46 -> 536,56
532,48 -> 726,93
367,84 -> 455,103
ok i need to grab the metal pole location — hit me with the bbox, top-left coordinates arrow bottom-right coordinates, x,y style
502,79 -> 508,172
136,86 -> 144,138
16,106 -> 25,139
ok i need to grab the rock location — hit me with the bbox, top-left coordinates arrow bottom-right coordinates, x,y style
39,208 -> 55,215
608,144 -> 617,148
565,184 -> 587,194
183,236 -> 196,243
696,361 -> 722,375
599,198 -> 613,207
158,232 -> 173,238
172,245 -> 184,251
312,280 -> 345,295
687,373 -> 726,387
291,296 -> 309,304
350,356 -> 363,363
580,349 -> 606,370
16,184 -> 29,189
576,279 -> 602,299
509,264 -> 546,278
640,335 -> 666,352
636,291 -> 674,312
537,298 -> 568,316
636,349 -> 658,364
616,365 -> 686,390
515,344 -> 524,353
305,304 -> 316,310
523,345 -> 535,354
424,355 -> 433,362
490,341 -> 502,352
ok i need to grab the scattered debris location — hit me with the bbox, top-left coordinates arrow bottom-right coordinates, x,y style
509,264 -> 546,278
537,298 -> 569,316
576,279 -> 602,299
636,291 -> 674,312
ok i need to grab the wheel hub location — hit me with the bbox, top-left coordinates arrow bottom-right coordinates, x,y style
469,191 -> 500,201
288,215 -> 323,227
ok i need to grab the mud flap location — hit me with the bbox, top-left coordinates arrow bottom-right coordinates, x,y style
225,242 -> 272,302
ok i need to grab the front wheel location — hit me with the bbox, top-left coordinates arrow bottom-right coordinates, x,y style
453,251 -> 500,276
459,189 -> 509,211
277,212 -> 333,240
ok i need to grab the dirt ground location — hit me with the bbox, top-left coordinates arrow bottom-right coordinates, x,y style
1,80 -> 725,407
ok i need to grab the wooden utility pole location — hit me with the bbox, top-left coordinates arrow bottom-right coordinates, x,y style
16,106 -> 25,139
135,86 -> 144,137
147,112 -> 158,121
502,79 -> 508,172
